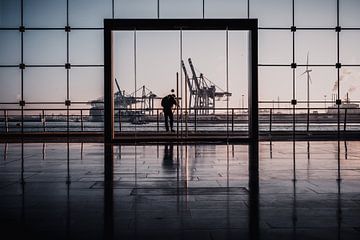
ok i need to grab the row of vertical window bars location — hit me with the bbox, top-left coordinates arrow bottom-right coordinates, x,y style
0,0 -> 355,185
0,0 -> 357,177
0,107 -> 357,134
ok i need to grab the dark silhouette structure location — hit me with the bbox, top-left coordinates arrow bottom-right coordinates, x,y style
161,89 -> 178,132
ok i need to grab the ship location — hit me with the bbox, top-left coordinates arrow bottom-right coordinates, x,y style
327,93 -> 360,114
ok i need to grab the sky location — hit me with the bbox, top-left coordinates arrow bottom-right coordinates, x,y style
0,0 -> 360,110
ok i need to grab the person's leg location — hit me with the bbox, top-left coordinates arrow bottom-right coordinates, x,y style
164,111 -> 169,131
169,112 -> 174,132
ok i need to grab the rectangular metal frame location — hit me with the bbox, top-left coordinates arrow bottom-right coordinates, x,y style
104,19 -> 258,143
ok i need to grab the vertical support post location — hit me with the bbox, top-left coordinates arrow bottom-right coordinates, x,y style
306,108 -> 310,132
104,20 -> 114,185
65,0 -> 71,185
176,72 -> 179,137
231,108 -> 234,132
185,59 -> 188,138
248,22 -> 259,143
336,0 -> 341,182
343,108 -> 347,133
104,21 -> 114,143
42,109 -> 46,132
157,0 -> 160,19
292,106 -> 296,181
157,109 -> 159,132
194,108 -> 197,132
20,0 -> 25,184
269,108 -> 272,135
4,110 -> 8,133
248,21 -> 259,195
66,104 -> 71,185
80,109 -> 84,132
118,107 -> 121,132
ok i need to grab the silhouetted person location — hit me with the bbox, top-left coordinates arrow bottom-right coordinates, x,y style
161,89 -> 178,132
162,144 -> 174,169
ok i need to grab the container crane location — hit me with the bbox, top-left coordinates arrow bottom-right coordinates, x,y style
182,58 -> 232,114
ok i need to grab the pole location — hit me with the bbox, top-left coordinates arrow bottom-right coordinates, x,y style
4,110 -> 8,133
242,94 -> 244,113
176,72 -> 179,138
42,109 -> 46,132
185,63 -> 188,138
80,109 -> 84,132
156,109 -> 159,132
231,108 -> 234,132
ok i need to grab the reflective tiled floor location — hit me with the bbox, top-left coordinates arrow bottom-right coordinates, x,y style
0,141 -> 360,239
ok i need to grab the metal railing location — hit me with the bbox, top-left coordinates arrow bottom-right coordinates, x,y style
1,106 -> 360,135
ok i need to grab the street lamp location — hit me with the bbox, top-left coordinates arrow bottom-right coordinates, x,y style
241,94 -> 244,113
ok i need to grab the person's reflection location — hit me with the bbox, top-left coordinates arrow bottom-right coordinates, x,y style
162,144 -> 174,171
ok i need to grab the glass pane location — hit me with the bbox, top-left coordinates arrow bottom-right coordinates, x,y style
69,0 -> 112,28
24,0 -> 66,28
0,0 -> 20,27
183,31 -> 228,107
113,31 -> 134,94
296,67 -> 336,105
0,68 -> 21,103
296,31 -> 336,65
24,68 -> 66,102
0,31 -> 20,65
133,31 -> 179,99
340,31 -> 360,65
114,31 -> 179,112
295,0 -> 336,28
228,31 -> 249,108
251,0 -> 292,28
259,67 -> 292,102
70,68 -> 104,102
70,30 -> 103,65
259,30 -> 292,64
339,67 -> 360,103
205,0 -> 247,18
159,0 -> 202,18
115,0 -> 157,18
24,30 -> 66,65
340,0 -> 360,27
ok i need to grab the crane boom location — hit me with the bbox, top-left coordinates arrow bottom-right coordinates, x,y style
181,60 -> 194,91
188,58 -> 201,90
115,78 -> 121,93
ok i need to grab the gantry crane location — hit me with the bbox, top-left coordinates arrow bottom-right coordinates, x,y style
89,79 -> 158,121
182,58 -> 232,114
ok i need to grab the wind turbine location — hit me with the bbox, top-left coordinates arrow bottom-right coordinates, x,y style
299,52 -> 313,110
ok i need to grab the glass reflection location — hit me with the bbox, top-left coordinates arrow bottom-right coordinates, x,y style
162,144 -> 174,171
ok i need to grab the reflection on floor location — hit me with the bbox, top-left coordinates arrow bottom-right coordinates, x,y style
0,141 -> 360,239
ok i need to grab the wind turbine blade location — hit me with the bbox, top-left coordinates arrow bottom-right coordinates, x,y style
298,71 -> 307,77
309,75 -> 312,84
306,51 -> 309,71
307,51 -> 309,65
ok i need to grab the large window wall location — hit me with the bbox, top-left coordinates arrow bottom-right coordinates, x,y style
0,0 -> 359,133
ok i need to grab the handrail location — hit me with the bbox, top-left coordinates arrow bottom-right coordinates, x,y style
1,106 -> 360,134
